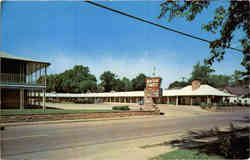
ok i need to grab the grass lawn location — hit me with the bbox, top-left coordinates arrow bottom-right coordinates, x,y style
1,109 -> 119,116
152,149 -> 223,160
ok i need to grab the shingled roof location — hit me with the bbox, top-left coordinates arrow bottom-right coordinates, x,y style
224,86 -> 249,97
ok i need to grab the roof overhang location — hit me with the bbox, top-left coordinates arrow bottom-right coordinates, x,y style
0,51 -> 51,66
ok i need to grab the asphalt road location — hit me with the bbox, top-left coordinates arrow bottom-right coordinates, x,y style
1,111 -> 249,159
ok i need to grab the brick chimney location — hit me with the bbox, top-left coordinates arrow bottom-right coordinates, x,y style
192,80 -> 201,91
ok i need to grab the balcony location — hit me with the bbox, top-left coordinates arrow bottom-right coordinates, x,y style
0,73 -> 45,86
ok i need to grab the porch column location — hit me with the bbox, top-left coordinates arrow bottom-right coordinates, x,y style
20,88 -> 24,110
130,97 -> 132,103
167,97 -> 170,104
29,64 -> 32,84
35,64 -> 37,84
43,88 -> 46,111
176,96 -> 178,106
36,91 -> 39,105
190,97 -> 193,105
43,65 -> 47,111
207,96 -> 211,104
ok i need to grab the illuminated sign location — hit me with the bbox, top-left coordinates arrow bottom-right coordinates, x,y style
145,77 -> 162,98
146,77 -> 161,90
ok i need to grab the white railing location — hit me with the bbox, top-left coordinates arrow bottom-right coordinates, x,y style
0,73 -> 44,85
0,73 -> 25,83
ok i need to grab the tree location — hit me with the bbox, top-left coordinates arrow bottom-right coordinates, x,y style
39,65 -> 97,93
96,83 -> 104,93
159,1 -> 250,77
209,74 -> 232,88
79,80 -> 97,93
131,73 -> 146,91
121,77 -> 133,91
37,74 -> 62,92
231,70 -> 249,87
113,78 -> 125,92
59,65 -> 97,93
168,80 -> 189,89
100,71 -> 117,92
190,62 -> 215,84
168,62 -> 246,88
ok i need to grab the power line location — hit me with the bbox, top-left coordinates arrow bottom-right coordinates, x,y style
85,0 -> 243,53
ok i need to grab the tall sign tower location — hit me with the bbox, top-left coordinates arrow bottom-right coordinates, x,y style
143,67 -> 162,110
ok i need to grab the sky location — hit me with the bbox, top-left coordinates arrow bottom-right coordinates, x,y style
1,1 -> 244,88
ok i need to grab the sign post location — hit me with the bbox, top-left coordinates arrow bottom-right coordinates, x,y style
143,77 -> 162,111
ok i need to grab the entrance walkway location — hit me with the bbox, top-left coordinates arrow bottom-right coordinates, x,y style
157,104 -> 214,117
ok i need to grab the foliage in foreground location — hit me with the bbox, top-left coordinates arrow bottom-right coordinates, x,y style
159,1 -> 249,78
167,123 -> 249,159
152,149 -> 223,160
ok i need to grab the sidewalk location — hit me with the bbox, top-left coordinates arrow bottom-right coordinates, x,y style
1,115 -> 161,127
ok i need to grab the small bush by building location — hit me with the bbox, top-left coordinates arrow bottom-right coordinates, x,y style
112,106 -> 130,111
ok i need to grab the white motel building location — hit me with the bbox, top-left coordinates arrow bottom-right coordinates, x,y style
44,80 -> 233,106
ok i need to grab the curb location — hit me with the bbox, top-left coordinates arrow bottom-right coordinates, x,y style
1,115 -> 160,127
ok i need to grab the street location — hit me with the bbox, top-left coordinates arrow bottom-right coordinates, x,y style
1,111 -> 248,160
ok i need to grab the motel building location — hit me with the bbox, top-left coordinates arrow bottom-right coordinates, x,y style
0,51 -> 50,109
1,52 -> 233,109
46,80 -> 233,106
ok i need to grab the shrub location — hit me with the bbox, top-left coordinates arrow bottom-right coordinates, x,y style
237,100 -> 242,106
217,101 -> 227,107
200,102 -> 213,109
200,102 -> 207,107
243,100 -> 249,106
192,101 -> 200,106
112,106 -> 130,111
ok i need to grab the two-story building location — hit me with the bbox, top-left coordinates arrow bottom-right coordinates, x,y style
0,51 -> 50,110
